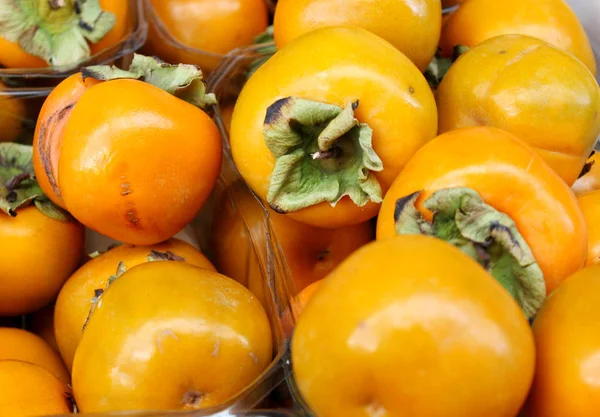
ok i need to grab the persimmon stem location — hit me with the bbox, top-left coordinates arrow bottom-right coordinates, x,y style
5,173 -> 31,191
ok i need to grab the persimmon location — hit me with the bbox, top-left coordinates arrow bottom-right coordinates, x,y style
282,279 -> 325,338
573,152 -> 600,196
437,35 -> 600,185
0,0 -> 127,69
51,55 -> 222,245
577,191 -> 600,266
211,181 -> 373,300
230,26 -> 437,229
377,127 -> 587,317
33,73 -> 101,209
144,0 -> 269,72
0,360 -> 72,417
28,304 -> 60,353
0,143 -> 85,316
273,0 -> 442,71
55,238 -> 215,371
0,82 -> 26,143
292,235 -> 535,417
526,265 -> 600,417
440,0 -> 597,75
0,328 -> 69,384
72,261 -> 272,413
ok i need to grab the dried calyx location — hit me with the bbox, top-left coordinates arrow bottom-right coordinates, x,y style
263,97 -> 383,214
82,54 -> 218,109
82,250 -> 188,331
394,187 -> 546,319
0,143 -> 69,220
0,0 -> 117,67
424,45 -> 469,88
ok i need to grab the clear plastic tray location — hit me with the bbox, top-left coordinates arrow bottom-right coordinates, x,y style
0,63 -> 293,416
0,0 -> 148,86
206,0 -> 600,414
142,0 -> 274,74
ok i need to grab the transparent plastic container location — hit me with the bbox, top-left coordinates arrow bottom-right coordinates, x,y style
0,0 -> 147,86
0,58 -> 292,417
206,0 -> 600,414
142,0 -> 274,75
0,86 -> 51,144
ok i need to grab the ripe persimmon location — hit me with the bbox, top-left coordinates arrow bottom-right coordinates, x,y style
48,55 -> 222,245
210,181 -> 373,305
377,127 -> 587,318
72,261 -> 272,412
145,0 -> 269,72
0,328 -> 69,384
0,0 -> 128,68
0,360 -> 72,417
55,238 -> 215,371
230,26 -> 437,228
527,265 -> 600,417
0,143 -> 85,316
293,235 -> 535,417
440,0 -> 597,75
273,0 -> 442,71
437,35 -> 600,185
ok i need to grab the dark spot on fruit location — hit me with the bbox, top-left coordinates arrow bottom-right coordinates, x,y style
499,50 -> 507,54
409,86 -> 415,94
264,97 -> 292,125
183,391 -> 204,407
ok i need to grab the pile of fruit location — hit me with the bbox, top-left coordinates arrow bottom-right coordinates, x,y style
0,0 -> 599,416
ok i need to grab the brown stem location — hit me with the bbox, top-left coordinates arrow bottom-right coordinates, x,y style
5,173 -> 31,191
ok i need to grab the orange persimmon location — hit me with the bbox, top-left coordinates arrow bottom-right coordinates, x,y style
377,127 -> 587,305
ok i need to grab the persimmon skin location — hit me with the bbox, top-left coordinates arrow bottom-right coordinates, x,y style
293,235 -> 535,417
0,81 -> 27,143
0,206 -> 85,316
440,0 -> 597,75
437,35 -> 600,186
577,191 -> 600,267
58,79 -> 222,245
55,238 -> 215,372
0,328 -> 69,385
0,37 -> 48,69
145,0 -> 269,72
527,265 -> 600,417
377,127 -> 587,295
273,0 -> 442,71
33,73 -> 100,209
231,26 -> 438,229
72,261 -> 272,413
0,360 -> 72,417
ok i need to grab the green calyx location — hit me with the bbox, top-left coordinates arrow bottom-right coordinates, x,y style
0,0 -> 116,67
264,97 -> 383,214
424,45 -> 469,89
248,25 -> 276,78
0,142 -> 69,220
394,187 -> 546,319
82,54 -> 218,109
